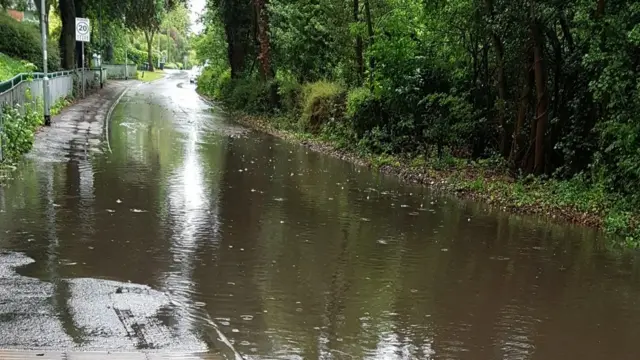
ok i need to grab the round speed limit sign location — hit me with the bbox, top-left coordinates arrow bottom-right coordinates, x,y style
75,17 -> 90,42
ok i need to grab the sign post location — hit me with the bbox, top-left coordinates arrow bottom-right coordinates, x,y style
75,17 -> 90,98
41,0 -> 50,126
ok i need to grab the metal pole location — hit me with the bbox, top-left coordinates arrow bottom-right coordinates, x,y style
125,42 -> 128,80
82,41 -> 85,98
124,16 -> 128,80
157,31 -> 160,69
99,0 -> 103,88
41,0 -> 51,126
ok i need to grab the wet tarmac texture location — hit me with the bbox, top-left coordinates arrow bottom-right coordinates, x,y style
1,71 -> 640,359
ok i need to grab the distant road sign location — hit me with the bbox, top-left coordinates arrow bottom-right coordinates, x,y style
75,18 -> 90,42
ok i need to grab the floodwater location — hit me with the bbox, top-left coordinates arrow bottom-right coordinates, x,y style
1,71 -> 639,359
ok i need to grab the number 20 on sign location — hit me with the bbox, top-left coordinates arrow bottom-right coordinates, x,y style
75,18 -> 90,42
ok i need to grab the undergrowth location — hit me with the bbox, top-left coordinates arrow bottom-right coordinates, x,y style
197,69 -> 640,248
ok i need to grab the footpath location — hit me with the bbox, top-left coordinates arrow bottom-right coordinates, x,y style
30,80 -> 131,162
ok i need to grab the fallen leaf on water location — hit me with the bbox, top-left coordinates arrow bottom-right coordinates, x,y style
195,302 -> 206,307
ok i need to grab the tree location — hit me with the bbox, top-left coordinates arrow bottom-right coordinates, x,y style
126,0 -> 167,71
58,0 -> 76,69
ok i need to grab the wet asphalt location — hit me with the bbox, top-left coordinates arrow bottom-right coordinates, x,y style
0,72 -> 236,358
1,70 -> 640,360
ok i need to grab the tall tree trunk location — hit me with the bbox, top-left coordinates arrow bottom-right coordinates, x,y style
596,0 -> 605,18
484,0 -> 508,157
531,20 -> 549,174
254,0 -> 273,80
225,25 -> 247,78
145,30 -> 155,72
74,0 -> 85,68
58,0 -> 75,69
510,58 -> 533,167
492,33 -> 509,157
363,0 -> 374,81
354,0 -> 364,83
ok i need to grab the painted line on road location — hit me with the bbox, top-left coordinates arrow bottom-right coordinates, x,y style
104,86 -> 130,154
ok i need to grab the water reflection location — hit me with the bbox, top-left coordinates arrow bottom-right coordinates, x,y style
0,75 -> 639,359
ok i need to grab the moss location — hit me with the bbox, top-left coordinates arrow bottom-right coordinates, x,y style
300,81 -> 345,133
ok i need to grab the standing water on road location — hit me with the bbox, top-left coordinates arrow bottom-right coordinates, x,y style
0,72 -> 639,359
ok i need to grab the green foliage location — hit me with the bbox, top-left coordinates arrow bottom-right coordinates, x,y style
0,89 -> 42,163
0,13 -> 60,72
0,53 -> 33,81
345,87 -> 371,119
269,0 -> 352,82
197,0 -> 640,245
197,66 -> 231,100
50,96 -> 73,116
275,72 -> 302,114
300,81 -> 345,132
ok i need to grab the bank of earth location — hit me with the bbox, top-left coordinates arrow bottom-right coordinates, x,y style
197,91 -> 639,249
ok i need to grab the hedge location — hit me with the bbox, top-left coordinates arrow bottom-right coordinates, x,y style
0,13 -> 60,72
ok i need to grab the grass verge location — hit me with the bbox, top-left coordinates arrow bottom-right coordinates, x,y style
136,70 -> 165,82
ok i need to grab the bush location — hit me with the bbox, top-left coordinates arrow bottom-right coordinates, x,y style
197,66 -> 231,100
0,13 -> 60,72
0,88 -> 43,163
126,46 -> 158,68
227,78 -> 271,114
300,81 -> 345,132
274,73 -> 302,115
0,53 -> 35,81
345,87 -> 386,138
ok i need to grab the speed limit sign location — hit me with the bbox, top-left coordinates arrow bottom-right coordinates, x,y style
75,17 -> 90,42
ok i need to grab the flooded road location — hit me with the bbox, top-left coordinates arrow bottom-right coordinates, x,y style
1,71 -> 640,359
